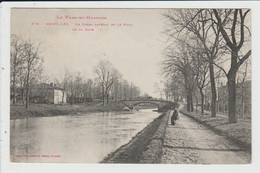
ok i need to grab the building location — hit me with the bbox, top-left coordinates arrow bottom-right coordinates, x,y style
30,83 -> 67,104
217,80 -> 251,117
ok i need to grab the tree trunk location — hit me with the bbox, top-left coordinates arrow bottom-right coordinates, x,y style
187,95 -> 190,112
194,93 -> 198,114
242,101 -> 245,118
21,87 -> 25,105
190,94 -> 194,112
209,62 -> 217,117
102,85 -> 105,106
241,86 -> 244,118
25,83 -> 29,109
199,88 -> 204,115
227,50 -> 239,123
227,73 -> 237,123
185,77 -> 192,112
186,92 -> 193,112
62,91 -> 65,105
102,94 -> 105,105
71,91 -> 74,105
106,93 -> 109,104
12,71 -> 16,105
25,71 -> 30,109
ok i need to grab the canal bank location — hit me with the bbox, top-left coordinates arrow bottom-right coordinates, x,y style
10,101 -> 127,119
101,110 -> 171,163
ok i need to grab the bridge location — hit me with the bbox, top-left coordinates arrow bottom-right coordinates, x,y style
121,99 -> 178,112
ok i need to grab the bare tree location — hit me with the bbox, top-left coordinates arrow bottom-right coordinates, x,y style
111,71 -> 123,101
68,72 -> 76,105
163,79 -> 171,101
95,60 -> 117,105
191,52 -> 210,115
74,72 -> 84,103
17,63 -> 27,104
36,72 -> 51,104
212,9 -> 251,123
56,67 -> 71,105
163,40 -> 196,112
10,34 -> 25,105
23,39 -> 43,109
169,72 -> 185,103
237,58 -> 251,118
153,82 -> 164,100
163,9 -> 251,123
110,74 -> 140,101
83,79 -> 94,101
163,9 -> 226,117
131,85 -> 141,99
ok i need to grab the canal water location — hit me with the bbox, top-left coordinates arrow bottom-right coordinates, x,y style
10,109 -> 160,163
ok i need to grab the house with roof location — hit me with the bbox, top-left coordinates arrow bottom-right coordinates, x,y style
30,83 -> 67,104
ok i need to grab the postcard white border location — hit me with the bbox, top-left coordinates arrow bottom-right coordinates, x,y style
1,1 -> 260,173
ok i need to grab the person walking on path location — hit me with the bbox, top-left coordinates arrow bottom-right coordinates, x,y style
171,107 -> 179,125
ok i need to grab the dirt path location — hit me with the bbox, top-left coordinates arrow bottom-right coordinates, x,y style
161,111 -> 251,164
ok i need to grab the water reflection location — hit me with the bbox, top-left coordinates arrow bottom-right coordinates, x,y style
10,109 -> 159,163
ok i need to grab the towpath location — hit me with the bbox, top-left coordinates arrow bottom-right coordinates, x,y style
161,111 -> 251,164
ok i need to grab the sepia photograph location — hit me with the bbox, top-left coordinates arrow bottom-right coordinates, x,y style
8,7 -> 252,165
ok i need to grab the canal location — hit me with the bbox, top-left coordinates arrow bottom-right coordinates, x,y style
10,109 -> 160,163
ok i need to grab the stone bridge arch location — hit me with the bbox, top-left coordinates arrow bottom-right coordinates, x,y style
131,101 -> 160,109
121,99 -> 178,112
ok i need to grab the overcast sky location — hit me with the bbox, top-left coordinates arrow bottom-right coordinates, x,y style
11,8 -> 167,97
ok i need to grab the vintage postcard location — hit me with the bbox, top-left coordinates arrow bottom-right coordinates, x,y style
1,1 -> 260,173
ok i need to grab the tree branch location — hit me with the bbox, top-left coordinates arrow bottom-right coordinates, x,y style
237,50 -> 251,69
213,9 -> 235,50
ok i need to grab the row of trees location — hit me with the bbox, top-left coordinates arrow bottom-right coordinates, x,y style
162,9 -> 251,123
11,35 -> 141,108
56,60 -> 141,106
10,34 -> 43,108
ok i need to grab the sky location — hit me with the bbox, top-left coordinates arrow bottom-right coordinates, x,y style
11,8 -> 167,97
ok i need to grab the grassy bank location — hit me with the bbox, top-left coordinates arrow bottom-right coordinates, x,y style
10,101 -> 126,119
180,109 -> 251,152
101,111 -> 170,163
